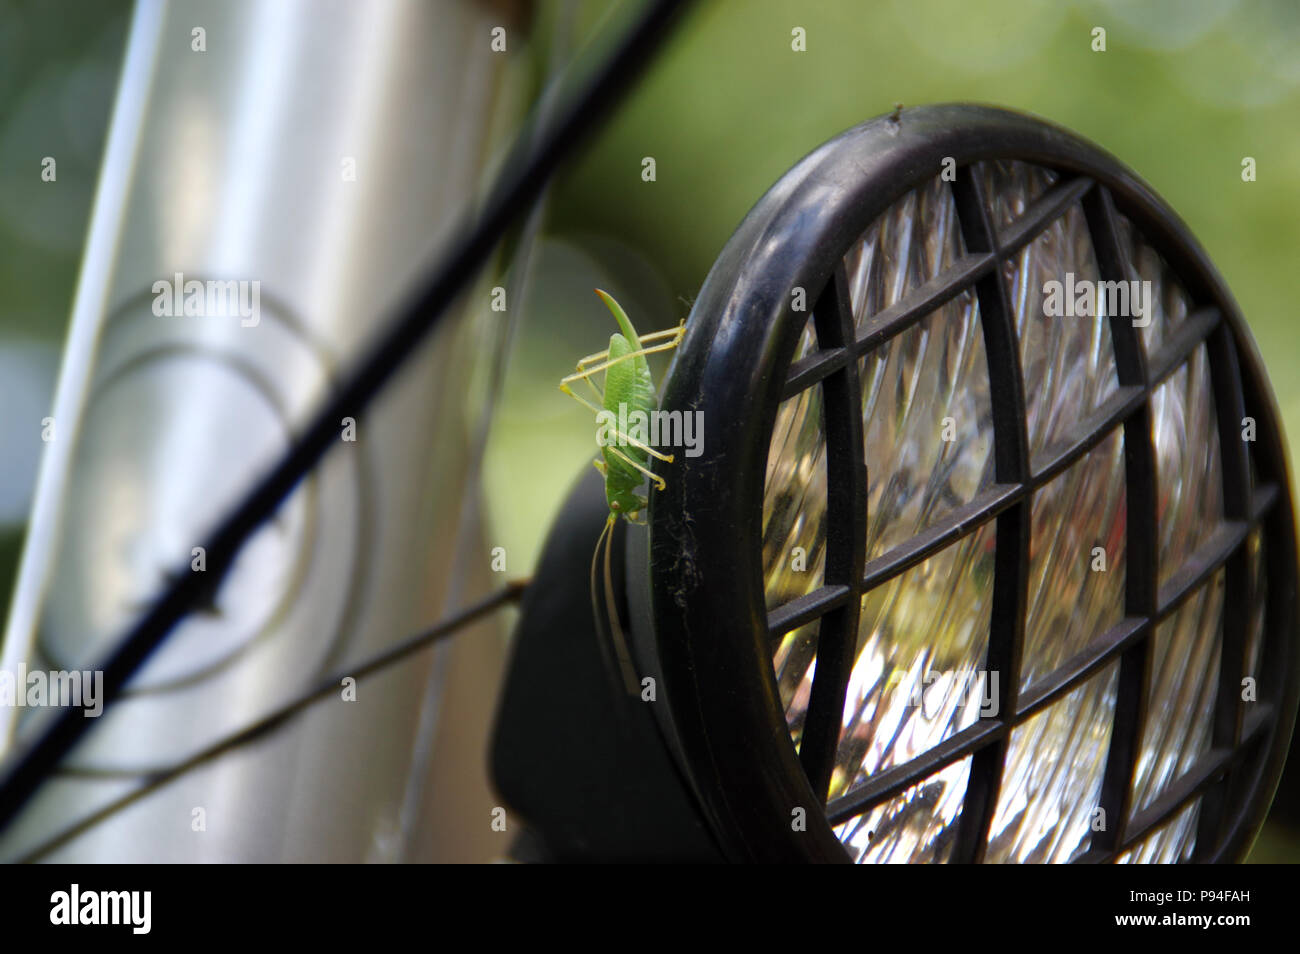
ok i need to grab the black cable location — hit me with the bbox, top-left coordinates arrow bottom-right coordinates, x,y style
7,581 -> 529,863
0,0 -> 691,833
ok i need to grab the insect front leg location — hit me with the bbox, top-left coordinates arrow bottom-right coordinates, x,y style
559,363 -> 608,406
582,323 -> 683,364
559,381 -> 607,417
562,335 -> 684,381
572,325 -> 681,373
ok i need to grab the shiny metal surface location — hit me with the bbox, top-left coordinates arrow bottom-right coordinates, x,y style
0,0 -> 522,861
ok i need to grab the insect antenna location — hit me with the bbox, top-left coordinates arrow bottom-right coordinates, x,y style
589,516 -> 618,686
589,515 -> 640,696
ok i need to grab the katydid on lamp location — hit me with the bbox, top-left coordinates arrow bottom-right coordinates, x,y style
559,289 -> 684,695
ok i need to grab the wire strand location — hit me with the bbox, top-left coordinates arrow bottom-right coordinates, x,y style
6,580 -> 529,863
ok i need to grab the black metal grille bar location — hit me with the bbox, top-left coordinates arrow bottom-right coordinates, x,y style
1155,517 -> 1254,617
1082,184 -> 1158,855
828,694 -> 1271,840
768,584 -> 852,636
1022,489 -> 1277,717
782,252 -> 995,399
1073,703 -> 1271,863
1030,306 -> 1218,486
858,484 -> 1020,593
1027,491 -> 1275,711
782,175 -> 1093,400
851,255 -> 993,356
797,264 -> 869,801
822,483 -> 1279,827
997,175 -> 1095,257
1194,319 -> 1255,860
1146,307 -> 1222,383
1015,617 -> 1148,716
1030,385 -> 1145,482
826,720 -> 1007,826
948,164 -> 1031,864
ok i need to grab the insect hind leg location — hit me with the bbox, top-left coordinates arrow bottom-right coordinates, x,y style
603,425 -> 674,463
563,395 -> 677,468
605,445 -> 666,491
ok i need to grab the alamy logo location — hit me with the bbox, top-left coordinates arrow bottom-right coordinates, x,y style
896,668 -> 1000,719
1042,272 -> 1152,327
152,272 -> 261,327
0,666 -> 103,717
50,884 -> 151,934
596,403 -> 704,458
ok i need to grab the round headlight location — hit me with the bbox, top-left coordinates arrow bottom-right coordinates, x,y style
644,104 -> 1298,863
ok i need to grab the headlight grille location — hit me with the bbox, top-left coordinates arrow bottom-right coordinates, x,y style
763,159 -> 1243,863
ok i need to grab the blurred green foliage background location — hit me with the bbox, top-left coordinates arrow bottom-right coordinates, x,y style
492,0 -> 1300,573
1,0 -> 1296,860
489,0 -> 1300,861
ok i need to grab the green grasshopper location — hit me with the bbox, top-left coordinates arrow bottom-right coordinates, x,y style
560,289 -> 684,693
